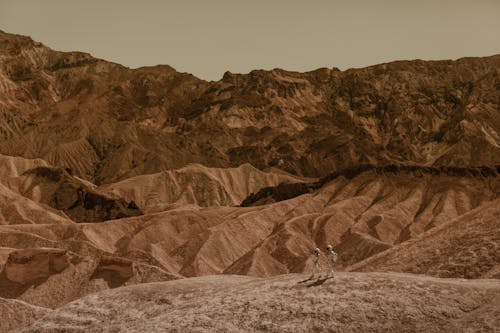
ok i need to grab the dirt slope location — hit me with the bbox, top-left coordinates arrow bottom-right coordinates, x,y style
349,198 -> 500,278
0,182 -> 70,225
18,273 -> 500,333
0,297 -> 51,333
0,154 -> 48,179
0,244 -> 179,309
7,166 -> 142,222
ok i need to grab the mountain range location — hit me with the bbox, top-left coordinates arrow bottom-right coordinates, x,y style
0,30 -> 499,332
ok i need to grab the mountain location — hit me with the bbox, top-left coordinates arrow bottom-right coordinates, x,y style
0,30 -> 499,332
1,30 -> 499,184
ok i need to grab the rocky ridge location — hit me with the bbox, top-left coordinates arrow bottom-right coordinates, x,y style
0,30 -> 498,184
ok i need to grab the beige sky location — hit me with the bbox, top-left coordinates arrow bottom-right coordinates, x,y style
1,0 -> 499,81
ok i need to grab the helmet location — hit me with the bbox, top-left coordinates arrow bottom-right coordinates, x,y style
326,244 -> 333,251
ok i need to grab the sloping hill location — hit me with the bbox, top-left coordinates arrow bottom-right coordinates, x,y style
0,297 -> 51,333
0,169 -> 497,282
0,182 -> 70,225
349,198 -> 500,278
18,273 -> 500,333
0,154 -> 48,179
7,166 -> 142,222
98,163 -> 310,212
0,244 -> 179,309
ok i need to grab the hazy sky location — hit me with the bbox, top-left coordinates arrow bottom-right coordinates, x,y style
1,0 -> 499,81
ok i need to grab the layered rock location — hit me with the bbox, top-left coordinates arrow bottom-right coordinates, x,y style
0,30 -> 498,184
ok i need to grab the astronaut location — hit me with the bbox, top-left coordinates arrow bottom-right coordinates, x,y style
311,247 -> 322,278
325,244 -> 338,277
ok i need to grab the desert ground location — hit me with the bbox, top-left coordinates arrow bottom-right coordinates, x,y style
16,273 -> 500,333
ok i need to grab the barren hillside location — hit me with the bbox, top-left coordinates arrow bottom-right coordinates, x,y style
98,163 -> 310,212
18,273 -> 500,333
1,30 -> 499,184
1,167 -> 498,311
350,198 -> 500,278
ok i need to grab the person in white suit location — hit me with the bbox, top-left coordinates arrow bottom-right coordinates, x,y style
311,247 -> 322,278
325,244 -> 338,277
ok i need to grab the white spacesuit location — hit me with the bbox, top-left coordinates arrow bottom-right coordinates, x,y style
326,244 -> 337,277
311,247 -> 322,278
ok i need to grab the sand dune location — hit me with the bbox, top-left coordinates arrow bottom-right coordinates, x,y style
18,273 -> 500,333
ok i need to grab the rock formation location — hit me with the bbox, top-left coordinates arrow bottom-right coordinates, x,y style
1,30 -> 498,184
